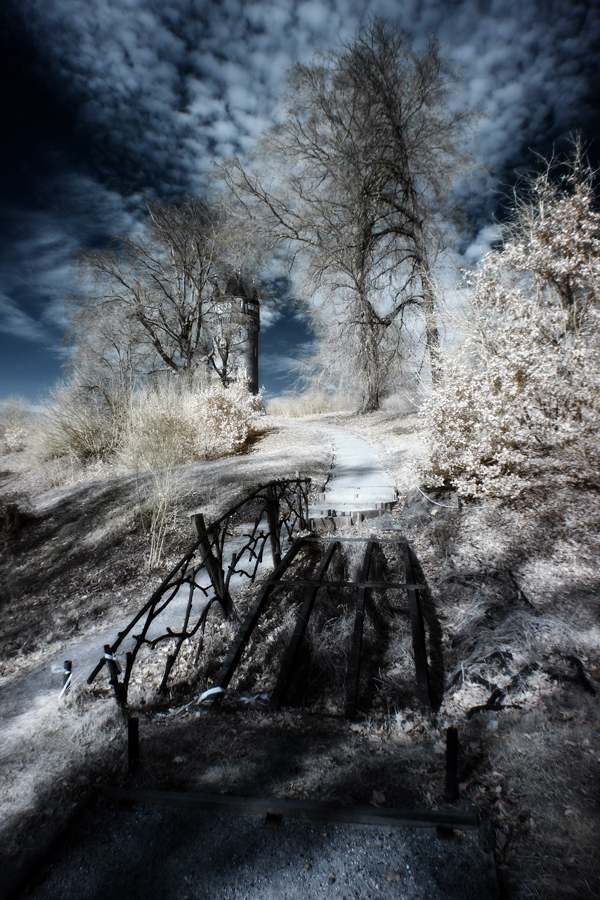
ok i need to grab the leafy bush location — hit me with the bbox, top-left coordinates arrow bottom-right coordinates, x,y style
419,142 -> 600,499
0,397 -> 36,453
30,376 -> 261,473
118,379 -> 262,472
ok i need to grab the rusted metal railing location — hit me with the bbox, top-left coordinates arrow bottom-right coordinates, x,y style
87,477 -> 310,705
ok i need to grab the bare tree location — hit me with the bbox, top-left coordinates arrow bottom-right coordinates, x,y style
70,196 -> 264,391
221,19 -> 473,410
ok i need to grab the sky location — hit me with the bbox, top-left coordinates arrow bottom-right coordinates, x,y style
0,0 -> 599,401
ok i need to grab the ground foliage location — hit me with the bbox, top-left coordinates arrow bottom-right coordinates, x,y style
1,411 -> 599,900
29,378 -> 262,469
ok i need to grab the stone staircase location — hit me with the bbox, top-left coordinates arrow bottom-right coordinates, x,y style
307,430 -> 397,526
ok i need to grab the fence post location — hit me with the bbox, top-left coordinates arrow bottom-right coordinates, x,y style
104,644 -> 127,709
128,717 -> 140,775
302,478 -> 310,528
192,512 -> 232,616
445,727 -> 459,801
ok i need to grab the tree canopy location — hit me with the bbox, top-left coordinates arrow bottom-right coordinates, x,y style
222,19 -> 474,410
69,196 -> 265,397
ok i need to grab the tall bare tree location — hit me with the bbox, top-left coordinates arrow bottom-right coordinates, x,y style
70,196 -> 264,392
221,19 -> 473,410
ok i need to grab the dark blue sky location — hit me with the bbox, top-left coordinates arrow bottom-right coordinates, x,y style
1,0 -> 599,401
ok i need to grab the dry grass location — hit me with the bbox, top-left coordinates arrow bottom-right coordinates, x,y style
266,390 -> 355,418
0,419 -> 335,889
0,683 -> 124,890
396,472 -> 600,900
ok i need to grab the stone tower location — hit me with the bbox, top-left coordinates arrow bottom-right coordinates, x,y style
225,275 -> 260,395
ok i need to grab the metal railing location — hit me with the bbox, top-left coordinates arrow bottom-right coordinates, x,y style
87,477 -> 311,706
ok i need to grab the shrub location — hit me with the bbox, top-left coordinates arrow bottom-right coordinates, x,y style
30,380 -> 124,463
419,141 -> 600,500
118,379 -> 262,472
0,397 -> 35,453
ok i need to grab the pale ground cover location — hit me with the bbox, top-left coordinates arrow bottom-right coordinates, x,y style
1,408 -> 599,899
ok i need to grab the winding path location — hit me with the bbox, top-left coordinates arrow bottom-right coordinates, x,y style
307,427 -> 397,524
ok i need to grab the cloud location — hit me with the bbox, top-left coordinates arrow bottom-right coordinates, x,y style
0,292 -> 48,343
1,0 -> 598,396
462,224 -> 503,265
259,306 -> 284,329
259,352 -> 299,376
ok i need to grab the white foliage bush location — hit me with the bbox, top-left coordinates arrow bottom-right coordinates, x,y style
0,396 -> 35,453
419,142 -> 600,500
119,379 -> 262,471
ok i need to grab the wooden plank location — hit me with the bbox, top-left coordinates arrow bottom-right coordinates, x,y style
255,580 -> 424,589
212,539 -> 307,692
271,540 -> 339,709
402,543 -> 432,712
301,536 -> 405,544
101,786 -> 479,830
344,541 -> 375,718
445,727 -> 459,801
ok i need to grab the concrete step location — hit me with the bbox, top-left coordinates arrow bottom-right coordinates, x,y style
316,489 -> 397,503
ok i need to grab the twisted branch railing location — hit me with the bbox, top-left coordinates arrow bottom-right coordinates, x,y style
87,477 -> 310,706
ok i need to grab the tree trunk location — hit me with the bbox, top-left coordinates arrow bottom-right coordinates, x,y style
360,318 -> 382,413
414,225 -> 441,384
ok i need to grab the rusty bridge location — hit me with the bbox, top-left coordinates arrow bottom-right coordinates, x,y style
88,477 -> 433,719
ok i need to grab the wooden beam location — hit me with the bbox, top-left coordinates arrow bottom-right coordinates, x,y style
101,786 -> 479,830
402,543 -> 432,713
271,540 -> 339,709
212,539 -> 307,692
344,541 -> 375,718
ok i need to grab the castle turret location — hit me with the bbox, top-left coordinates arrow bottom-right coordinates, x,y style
225,275 -> 260,394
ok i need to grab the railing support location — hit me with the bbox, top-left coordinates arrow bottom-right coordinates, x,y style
265,485 -> 282,566
104,644 -> 126,709
192,512 -> 232,617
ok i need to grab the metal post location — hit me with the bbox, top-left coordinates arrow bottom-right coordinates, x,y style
104,644 -> 126,709
192,512 -> 232,616
265,485 -> 281,566
62,660 -> 72,692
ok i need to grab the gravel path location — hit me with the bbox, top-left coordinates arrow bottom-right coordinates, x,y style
16,802 -> 498,900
